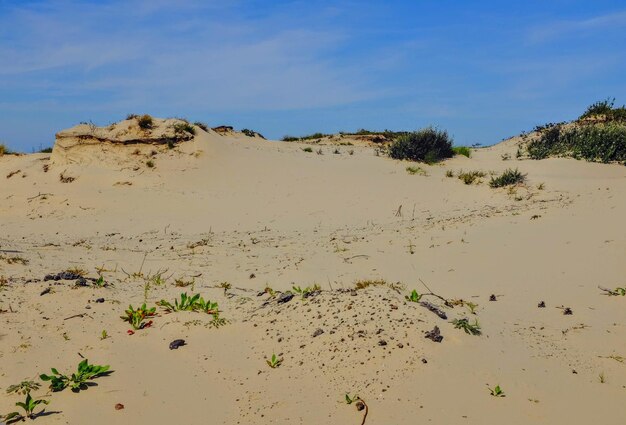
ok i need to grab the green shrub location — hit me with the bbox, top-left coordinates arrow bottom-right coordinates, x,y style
173,122 -> 196,136
388,127 -> 454,163
528,122 -> 626,163
282,135 -> 299,142
489,168 -> 526,188
0,144 -> 7,156
39,147 -> 53,153
406,166 -> 427,176
452,146 -> 471,158
137,114 -> 153,130
579,98 -> 626,122
302,147 -> 313,153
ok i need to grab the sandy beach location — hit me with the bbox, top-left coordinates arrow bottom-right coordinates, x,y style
1,118 -> 625,424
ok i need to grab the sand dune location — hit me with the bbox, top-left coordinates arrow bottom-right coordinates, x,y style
1,119 -> 625,424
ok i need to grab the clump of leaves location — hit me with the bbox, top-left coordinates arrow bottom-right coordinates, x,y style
445,169 -> 455,178
137,114 -> 153,130
302,147 -> 313,153
614,287 -> 626,296
120,303 -> 156,330
291,284 -> 321,298
405,289 -> 422,303
6,381 -> 40,396
219,282 -> 231,293
458,170 -> 486,185
266,354 -> 283,368
489,168 -> 526,188
158,293 -> 220,317
488,385 -> 505,397
465,301 -> 479,315
146,160 -> 155,168
2,393 -> 49,423
40,359 -> 111,392
94,275 -> 106,287
451,318 -> 482,335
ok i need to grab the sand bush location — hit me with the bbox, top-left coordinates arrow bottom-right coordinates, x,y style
388,127 -> 454,163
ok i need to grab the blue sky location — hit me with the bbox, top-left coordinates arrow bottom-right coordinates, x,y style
1,0 -> 626,151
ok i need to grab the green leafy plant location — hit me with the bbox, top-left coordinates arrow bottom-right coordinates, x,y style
2,392 -> 49,422
405,289 -> 422,303
146,160 -> 155,168
100,330 -> 109,340
488,385 -> 505,397
94,275 -> 106,287
465,301 -> 479,315
120,303 -> 156,330
291,284 -> 321,298
452,318 -> 482,335
6,381 -> 40,396
445,169 -> 455,178
40,359 -> 111,392
302,147 -> 313,153
266,354 -> 283,368
489,168 -> 526,188
615,287 -> 626,296
158,292 -> 201,312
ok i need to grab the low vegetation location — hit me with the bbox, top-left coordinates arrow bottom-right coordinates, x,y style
40,359 -> 111,392
457,170 -> 486,185
173,122 -> 196,136
137,114 -> 154,130
451,318 -> 481,335
452,146 -> 471,158
266,353 -> 283,368
388,127 -> 454,163
489,168 -> 526,188
120,303 -> 156,330
527,99 -> 626,163
406,166 -> 428,176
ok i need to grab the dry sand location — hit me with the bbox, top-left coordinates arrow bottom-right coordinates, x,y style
1,122 -> 625,424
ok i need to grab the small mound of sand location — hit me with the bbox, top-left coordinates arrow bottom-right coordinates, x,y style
51,117 -> 197,166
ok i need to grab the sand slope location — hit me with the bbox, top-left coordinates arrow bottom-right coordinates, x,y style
1,125 -> 625,424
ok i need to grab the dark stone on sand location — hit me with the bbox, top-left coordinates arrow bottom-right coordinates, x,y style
312,328 -> 324,337
425,326 -> 443,343
538,301 -> 546,308
169,339 -> 186,350
277,292 -> 294,304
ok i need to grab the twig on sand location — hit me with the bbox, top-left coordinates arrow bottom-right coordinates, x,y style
27,192 -> 54,201
64,313 -> 91,320
599,286 -> 619,296
343,255 -> 370,263
356,399 -> 368,425
418,278 -> 452,307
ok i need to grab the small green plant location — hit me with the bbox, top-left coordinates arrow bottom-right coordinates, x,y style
452,146 -> 471,158
6,381 -> 40,396
302,147 -> 313,153
2,392 -> 49,422
100,330 -> 108,340
405,289 -> 422,303
345,394 -> 368,422
614,287 -> 626,296
452,318 -> 481,335
406,166 -> 427,176
264,286 -> 277,298
219,282 -> 231,294
458,170 -> 486,185
489,168 -> 526,188
445,169 -> 455,178
158,293 -> 220,317
465,301 -> 479,315
40,360 -> 111,392
137,114 -> 153,130
291,284 -> 321,298
599,372 -> 606,383
266,353 -> 282,368
94,275 -> 106,287
120,303 -> 156,330
146,160 -> 155,168
488,385 -> 505,397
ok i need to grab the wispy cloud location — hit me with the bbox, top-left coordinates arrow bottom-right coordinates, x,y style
528,10 -> 626,43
